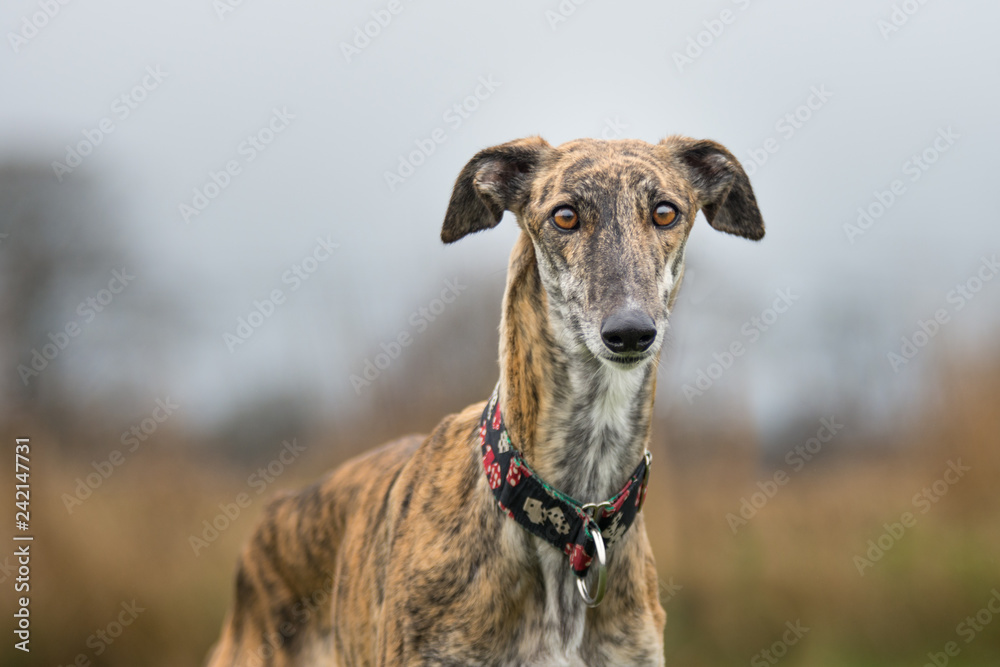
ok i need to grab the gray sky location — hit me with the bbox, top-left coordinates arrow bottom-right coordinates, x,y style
2,0 -> 998,436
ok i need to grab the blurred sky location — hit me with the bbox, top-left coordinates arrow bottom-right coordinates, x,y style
1,0 -> 998,438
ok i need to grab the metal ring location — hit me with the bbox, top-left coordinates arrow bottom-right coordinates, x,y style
575,524 -> 607,607
639,450 -> 652,511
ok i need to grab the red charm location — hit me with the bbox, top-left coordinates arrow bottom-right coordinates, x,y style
506,460 -> 526,486
486,463 -> 501,489
565,543 -> 592,572
482,445 -> 501,489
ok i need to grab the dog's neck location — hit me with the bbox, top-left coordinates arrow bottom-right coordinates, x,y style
497,233 -> 657,504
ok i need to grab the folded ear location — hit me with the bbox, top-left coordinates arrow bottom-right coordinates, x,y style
662,136 -> 765,241
441,136 -> 552,244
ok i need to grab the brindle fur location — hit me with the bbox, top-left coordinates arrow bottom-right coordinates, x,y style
206,136 -> 764,666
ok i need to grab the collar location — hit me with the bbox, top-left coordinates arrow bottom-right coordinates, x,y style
478,386 -> 651,606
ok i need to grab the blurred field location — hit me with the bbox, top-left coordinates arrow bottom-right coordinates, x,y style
1,340 -> 997,667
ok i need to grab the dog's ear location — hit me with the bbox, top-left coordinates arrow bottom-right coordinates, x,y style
441,136 -> 552,244
662,136 -> 765,241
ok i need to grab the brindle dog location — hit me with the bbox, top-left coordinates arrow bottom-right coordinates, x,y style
206,135 -> 764,667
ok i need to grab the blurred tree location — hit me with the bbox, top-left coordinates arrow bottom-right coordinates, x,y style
0,160 -> 150,440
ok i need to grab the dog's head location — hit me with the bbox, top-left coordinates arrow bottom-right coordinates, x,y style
442,136 -> 764,369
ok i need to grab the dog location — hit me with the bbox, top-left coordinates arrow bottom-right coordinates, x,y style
206,135 -> 764,666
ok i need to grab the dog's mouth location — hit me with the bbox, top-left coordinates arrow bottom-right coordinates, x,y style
599,351 -> 654,369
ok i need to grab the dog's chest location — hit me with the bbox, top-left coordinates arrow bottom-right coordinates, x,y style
491,539 -> 661,667
505,615 -> 661,667
514,638 -> 586,667
511,548 -> 588,665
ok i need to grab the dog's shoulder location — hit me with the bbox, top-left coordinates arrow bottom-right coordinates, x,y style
327,398 -> 486,495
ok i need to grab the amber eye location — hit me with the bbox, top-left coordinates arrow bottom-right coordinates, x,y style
653,202 -> 678,228
551,206 -> 579,231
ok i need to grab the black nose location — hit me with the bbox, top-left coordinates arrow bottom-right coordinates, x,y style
600,309 -> 657,354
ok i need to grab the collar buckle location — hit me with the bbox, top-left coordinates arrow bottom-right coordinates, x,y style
581,500 -> 616,521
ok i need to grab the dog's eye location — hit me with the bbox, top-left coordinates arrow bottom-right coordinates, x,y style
652,202 -> 678,228
551,206 -> 579,231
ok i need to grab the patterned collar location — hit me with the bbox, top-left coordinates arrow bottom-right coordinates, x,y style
478,386 -> 651,606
